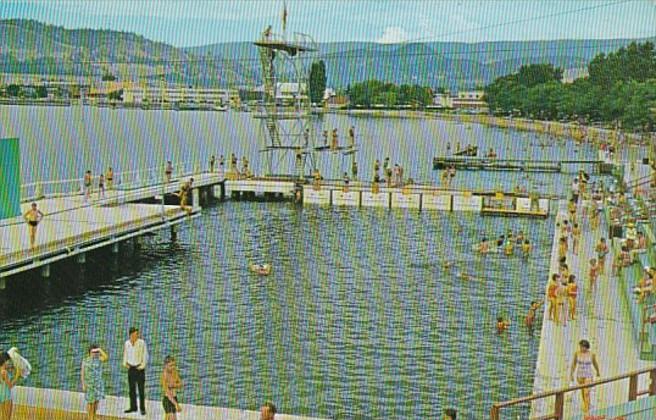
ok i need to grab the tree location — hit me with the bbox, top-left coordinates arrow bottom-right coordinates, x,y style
108,89 -> 123,101
36,86 -> 48,98
308,60 -> 327,104
102,72 -> 116,81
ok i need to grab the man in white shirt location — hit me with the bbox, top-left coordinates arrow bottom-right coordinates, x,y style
122,327 -> 148,415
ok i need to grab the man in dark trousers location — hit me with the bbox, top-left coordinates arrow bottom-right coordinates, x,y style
122,327 -> 148,415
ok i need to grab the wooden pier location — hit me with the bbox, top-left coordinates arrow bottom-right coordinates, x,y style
432,156 -> 609,173
0,172 -> 225,283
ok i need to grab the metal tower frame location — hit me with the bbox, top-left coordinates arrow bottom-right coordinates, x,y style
254,28 -> 318,179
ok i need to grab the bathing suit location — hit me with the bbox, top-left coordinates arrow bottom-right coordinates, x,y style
28,221 -> 38,227
575,352 -> 594,380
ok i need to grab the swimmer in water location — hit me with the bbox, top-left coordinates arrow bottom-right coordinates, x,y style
496,316 -> 510,334
525,301 -> 544,336
478,238 -> 490,254
504,241 -> 514,256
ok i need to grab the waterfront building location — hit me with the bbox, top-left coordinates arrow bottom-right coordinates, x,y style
122,86 -> 238,106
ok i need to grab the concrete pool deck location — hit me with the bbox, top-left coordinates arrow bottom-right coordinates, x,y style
12,386 -> 327,420
530,200 -> 653,418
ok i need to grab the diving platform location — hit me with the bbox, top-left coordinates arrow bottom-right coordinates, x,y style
432,156 -> 608,173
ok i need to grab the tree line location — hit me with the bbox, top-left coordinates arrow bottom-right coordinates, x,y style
484,41 -> 656,132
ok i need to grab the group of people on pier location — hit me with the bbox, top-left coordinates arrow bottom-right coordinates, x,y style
0,327 -> 280,420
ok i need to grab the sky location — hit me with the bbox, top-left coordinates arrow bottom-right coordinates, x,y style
1,0 -> 655,47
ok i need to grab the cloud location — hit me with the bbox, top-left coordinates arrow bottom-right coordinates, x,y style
376,26 -> 410,44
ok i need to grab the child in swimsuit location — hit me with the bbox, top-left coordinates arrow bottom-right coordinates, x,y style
567,275 -> 578,321
588,259 -> 599,292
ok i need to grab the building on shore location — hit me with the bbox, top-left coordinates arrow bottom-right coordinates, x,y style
122,85 -> 238,106
429,90 -> 488,113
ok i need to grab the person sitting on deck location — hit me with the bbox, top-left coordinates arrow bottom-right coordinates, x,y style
635,267 -> 654,303
630,231 -> 648,262
613,245 -> 632,276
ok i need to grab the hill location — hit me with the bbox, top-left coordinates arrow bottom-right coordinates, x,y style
1,19 -> 653,90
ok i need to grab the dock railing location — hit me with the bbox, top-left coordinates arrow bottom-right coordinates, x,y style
490,367 -> 656,420
20,161 -> 201,202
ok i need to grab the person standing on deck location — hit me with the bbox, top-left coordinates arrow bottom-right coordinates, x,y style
123,327 -> 148,415
0,351 -> 22,420
106,167 -> 114,190
348,125 -> 355,147
331,128 -> 339,149
303,129 -> 310,148
165,161 -> 173,183
351,160 -> 358,180
570,339 -> 600,414
97,174 -> 105,199
23,202 -> 44,249
322,130 -> 328,147
571,178 -> 580,203
219,155 -> 225,174
83,170 -> 92,201
161,356 -> 182,419
595,238 -> 609,276
210,155 -> 216,173
81,345 -> 109,420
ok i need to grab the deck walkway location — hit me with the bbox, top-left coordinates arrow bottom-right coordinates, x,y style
0,172 -> 224,280
12,386 -> 326,420
530,200 -> 652,418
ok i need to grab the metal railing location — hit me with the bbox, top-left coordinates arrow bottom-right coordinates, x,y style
20,160 -> 203,202
490,367 -> 656,420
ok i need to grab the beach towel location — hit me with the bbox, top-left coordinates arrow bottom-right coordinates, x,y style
7,347 -> 31,378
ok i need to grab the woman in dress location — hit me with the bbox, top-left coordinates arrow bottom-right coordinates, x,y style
570,339 -> 600,414
161,355 -> 183,419
81,345 -> 108,420
0,352 -> 21,420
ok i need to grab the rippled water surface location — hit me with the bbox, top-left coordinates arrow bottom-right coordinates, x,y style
0,107 -> 580,418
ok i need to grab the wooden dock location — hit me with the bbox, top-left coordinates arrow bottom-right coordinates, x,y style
432,156 -> 607,173
0,172 -> 225,282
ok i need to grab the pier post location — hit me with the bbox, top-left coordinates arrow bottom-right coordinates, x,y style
111,242 -> 119,254
192,188 -> 200,208
170,226 -> 177,242
76,252 -> 86,264
0,278 -> 5,290
219,182 -> 226,200
133,236 -> 141,252
41,264 -> 50,278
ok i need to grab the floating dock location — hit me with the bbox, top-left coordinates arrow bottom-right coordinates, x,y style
301,181 -> 551,216
432,156 -> 611,173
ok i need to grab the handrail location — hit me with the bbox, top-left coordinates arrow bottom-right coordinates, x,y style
491,367 -> 656,419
